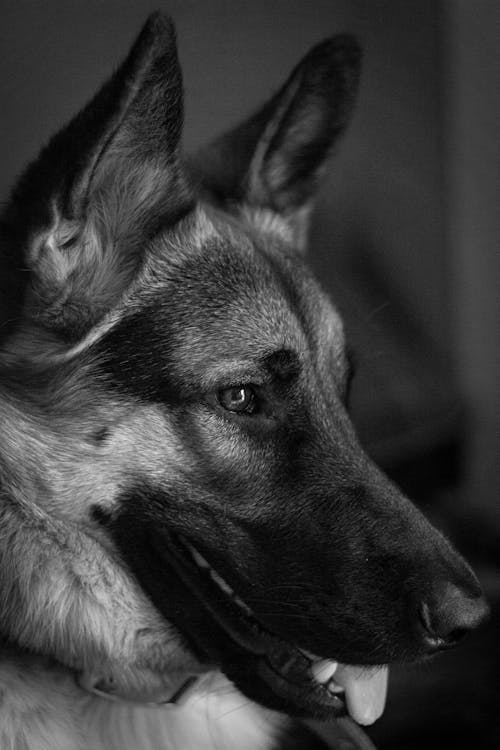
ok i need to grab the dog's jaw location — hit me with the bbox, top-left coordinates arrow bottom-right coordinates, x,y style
183,540 -> 390,726
104,506 -> 390,725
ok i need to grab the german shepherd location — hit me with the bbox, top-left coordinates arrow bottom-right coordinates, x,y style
0,12 -> 488,750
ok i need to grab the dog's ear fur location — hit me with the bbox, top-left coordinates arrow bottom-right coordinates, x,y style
191,36 -> 361,245
1,12 -> 191,345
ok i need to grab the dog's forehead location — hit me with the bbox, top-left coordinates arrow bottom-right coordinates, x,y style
97,207 -> 346,394
144,208 -> 345,364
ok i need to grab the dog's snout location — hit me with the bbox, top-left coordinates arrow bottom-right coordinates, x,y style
418,580 -> 489,651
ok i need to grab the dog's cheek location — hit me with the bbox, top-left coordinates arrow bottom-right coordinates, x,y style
191,410 -> 268,471
76,403 -> 191,523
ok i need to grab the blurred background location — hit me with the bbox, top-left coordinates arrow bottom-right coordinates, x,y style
1,1 -> 499,748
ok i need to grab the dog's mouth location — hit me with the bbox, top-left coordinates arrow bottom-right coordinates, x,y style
152,532 -> 389,724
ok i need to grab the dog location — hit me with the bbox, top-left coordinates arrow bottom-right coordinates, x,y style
0,12 -> 488,750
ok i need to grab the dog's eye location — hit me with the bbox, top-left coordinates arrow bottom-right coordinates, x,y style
218,386 -> 256,414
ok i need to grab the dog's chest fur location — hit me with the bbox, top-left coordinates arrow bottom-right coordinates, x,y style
0,656 -> 286,750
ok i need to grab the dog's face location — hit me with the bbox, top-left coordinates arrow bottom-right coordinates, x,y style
0,13 -> 487,725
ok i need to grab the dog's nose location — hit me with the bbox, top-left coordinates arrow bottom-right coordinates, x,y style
419,580 -> 489,651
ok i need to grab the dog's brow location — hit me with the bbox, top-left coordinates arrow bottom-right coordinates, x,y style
200,360 -> 272,389
198,350 -> 300,390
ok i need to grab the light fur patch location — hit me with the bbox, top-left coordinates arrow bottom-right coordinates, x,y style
190,204 -> 221,249
0,657 -> 285,750
0,373 -> 198,699
241,204 -> 312,252
241,206 -> 293,243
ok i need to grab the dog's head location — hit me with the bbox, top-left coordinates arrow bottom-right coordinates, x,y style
0,13 -> 488,724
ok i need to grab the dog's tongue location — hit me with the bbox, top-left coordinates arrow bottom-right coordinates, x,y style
335,665 -> 389,726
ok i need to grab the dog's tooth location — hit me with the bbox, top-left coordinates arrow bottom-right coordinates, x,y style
189,545 -> 211,570
311,659 -> 339,684
298,648 -> 320,662
327,679 -> 345,694
188,542 -> 246,603
210,568 -> 233,597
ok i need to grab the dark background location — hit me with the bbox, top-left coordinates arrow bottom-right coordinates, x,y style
1,1 -> 499,748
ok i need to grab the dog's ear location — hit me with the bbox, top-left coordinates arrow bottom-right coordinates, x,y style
191,36 -> 361,246
2,12 -> 191,344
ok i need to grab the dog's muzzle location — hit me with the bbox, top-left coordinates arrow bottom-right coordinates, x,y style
186,539 -> 389,725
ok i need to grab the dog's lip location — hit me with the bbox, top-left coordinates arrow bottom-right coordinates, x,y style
155,533 -> 388,724
183,539 -> 389,725
150,531 -> 346,716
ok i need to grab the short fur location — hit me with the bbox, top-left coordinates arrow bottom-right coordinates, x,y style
0,13 -> 487,750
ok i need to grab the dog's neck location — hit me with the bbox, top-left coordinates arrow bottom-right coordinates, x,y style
0,648 -> 288,750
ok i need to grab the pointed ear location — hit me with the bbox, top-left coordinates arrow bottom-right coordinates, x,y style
191,36 -> 361,245
2,12 -> 192,344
